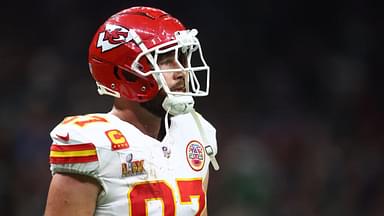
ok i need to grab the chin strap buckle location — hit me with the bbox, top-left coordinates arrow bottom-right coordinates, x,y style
162,95 -> 195,116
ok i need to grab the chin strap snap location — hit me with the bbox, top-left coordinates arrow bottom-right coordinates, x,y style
162,95 -> 195,116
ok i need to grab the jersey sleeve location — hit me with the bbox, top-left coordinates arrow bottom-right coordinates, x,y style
48,118 -> 100,179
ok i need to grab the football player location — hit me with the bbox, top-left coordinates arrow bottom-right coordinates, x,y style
44,6 -> 219,216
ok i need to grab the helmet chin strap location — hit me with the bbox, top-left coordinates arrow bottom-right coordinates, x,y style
161,94 -> 194,136
162,95 -> 195,116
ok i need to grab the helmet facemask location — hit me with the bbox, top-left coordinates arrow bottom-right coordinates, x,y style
131,29 -> 210,99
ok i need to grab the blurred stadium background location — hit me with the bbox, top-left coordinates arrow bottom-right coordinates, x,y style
1,0 -> 383,215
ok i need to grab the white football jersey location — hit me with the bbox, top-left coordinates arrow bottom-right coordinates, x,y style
49,112 -> 217,216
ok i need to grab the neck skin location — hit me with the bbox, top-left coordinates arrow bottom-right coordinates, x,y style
109,98 -> 161,139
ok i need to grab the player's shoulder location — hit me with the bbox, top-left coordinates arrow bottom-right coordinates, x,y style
48,113 -> 114,175
49,114 -> 105,163
52,113 -> 112,129
50,113 -> 141,150
50,113 -> 123,148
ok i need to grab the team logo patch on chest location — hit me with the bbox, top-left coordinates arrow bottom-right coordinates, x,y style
186,140 -> 205,171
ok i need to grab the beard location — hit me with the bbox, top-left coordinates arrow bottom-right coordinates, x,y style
140,89 -> 167,118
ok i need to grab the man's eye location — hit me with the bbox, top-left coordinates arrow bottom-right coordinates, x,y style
157,52 -> 175,65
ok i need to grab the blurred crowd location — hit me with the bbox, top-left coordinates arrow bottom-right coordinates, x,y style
1,0 -> 383,215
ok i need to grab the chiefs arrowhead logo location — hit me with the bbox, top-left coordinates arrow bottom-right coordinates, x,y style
97,24 -> 134,52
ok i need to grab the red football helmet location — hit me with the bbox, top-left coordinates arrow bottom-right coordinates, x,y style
88,6 -> 210,102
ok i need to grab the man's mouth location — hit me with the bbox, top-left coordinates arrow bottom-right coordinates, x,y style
171,85 -> 186,92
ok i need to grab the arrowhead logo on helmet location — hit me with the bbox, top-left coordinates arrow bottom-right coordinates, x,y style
96,24 -> 134,52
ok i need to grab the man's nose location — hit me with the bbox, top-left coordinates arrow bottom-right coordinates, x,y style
173,69 -> 187,80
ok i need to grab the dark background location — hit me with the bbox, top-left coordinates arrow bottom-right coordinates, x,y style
1,0 -> 383,215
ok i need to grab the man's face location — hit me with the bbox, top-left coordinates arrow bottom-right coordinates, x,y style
140,50 -> 187,117
157,50 -> 187,93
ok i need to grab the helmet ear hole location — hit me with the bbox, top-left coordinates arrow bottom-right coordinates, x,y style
113,67 -> 121,80
121,69 -> 138,82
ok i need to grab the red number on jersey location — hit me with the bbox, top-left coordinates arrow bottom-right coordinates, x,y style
61,115 -> 108,127
128,179 -> 206,215
129,181 -> 175,215
177,179 -> 206,216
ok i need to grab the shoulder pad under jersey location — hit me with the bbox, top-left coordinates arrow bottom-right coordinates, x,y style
48,114 -> 110,177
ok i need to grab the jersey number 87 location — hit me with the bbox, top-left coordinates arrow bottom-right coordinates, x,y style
129,178 -> 205,215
